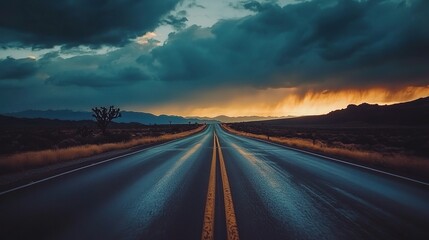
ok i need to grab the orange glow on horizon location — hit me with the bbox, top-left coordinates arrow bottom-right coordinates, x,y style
143,86 -> 429,118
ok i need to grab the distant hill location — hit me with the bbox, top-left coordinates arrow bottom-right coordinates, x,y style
119,111 -> 208,124
4,110 -> 93,121
0,114 -> 90,129
2,110 -> 281,124
0,114 -> 144,130
259,96 -> 429,126
3,110 -> 218,125
197,115 -> 286,123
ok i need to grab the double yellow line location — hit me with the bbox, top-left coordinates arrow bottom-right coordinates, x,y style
201,132 -> 240,240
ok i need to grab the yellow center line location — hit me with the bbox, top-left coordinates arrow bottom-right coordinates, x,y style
216,133 -> 240,240
201,134 -> 217,240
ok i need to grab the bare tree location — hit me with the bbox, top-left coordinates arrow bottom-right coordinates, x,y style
92,106 -> 121,134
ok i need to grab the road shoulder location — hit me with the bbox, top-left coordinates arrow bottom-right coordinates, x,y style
0,126 -> 208,192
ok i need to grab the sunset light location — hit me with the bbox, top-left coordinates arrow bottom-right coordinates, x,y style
145,86 -> 429,117
1,1 -> 429,239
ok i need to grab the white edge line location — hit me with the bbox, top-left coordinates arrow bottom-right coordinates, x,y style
220,125 -> 429,187
0,127 -> 209,196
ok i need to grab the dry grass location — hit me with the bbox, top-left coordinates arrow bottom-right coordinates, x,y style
0,125 -> 205,172
222,124 -> 429,177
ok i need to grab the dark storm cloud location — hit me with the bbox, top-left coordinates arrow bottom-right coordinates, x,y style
162,10 -> 189,30
0,57 -> 37,80
148,0 -> 429,89
0,0 -> 181,48
242,1 -> 266,12
1,0 -> 429,113
150,26 -> 218,82
230,0 -> 276,12
42,43 -> 152,87
240,1 -> 270,12
46,67 -> 148,87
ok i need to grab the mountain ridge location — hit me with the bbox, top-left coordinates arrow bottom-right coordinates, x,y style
258,96 -> 429,126
2,110 -> 285,124
4,96 -> 428,125
2,110 -> 213,125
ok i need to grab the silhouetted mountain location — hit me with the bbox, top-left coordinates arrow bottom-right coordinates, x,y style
0,114 -> 144,130
197,115 -> 287,123
3,109 -> 281,124
261,97 -> 429,126
3,110 -> 217,125
0,114 -> 90,129
4,110 -> 92,121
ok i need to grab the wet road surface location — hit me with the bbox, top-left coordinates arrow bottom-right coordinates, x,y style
1,124 -> 428,239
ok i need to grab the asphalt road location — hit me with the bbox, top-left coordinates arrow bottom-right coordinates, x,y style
1,124 -> 428,239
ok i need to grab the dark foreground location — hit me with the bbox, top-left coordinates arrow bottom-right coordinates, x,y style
0,124 -> 428,239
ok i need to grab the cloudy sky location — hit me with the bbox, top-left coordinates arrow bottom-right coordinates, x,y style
1,0 -> 428,117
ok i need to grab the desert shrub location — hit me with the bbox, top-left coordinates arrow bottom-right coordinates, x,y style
0,125 -> 205,173
223,123 -> 429,179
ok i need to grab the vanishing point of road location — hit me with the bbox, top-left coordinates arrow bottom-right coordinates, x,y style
1,124 -> 428,239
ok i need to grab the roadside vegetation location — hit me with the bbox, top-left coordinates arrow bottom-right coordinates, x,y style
0,112 -> 204,174
223,123 -> 429,180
